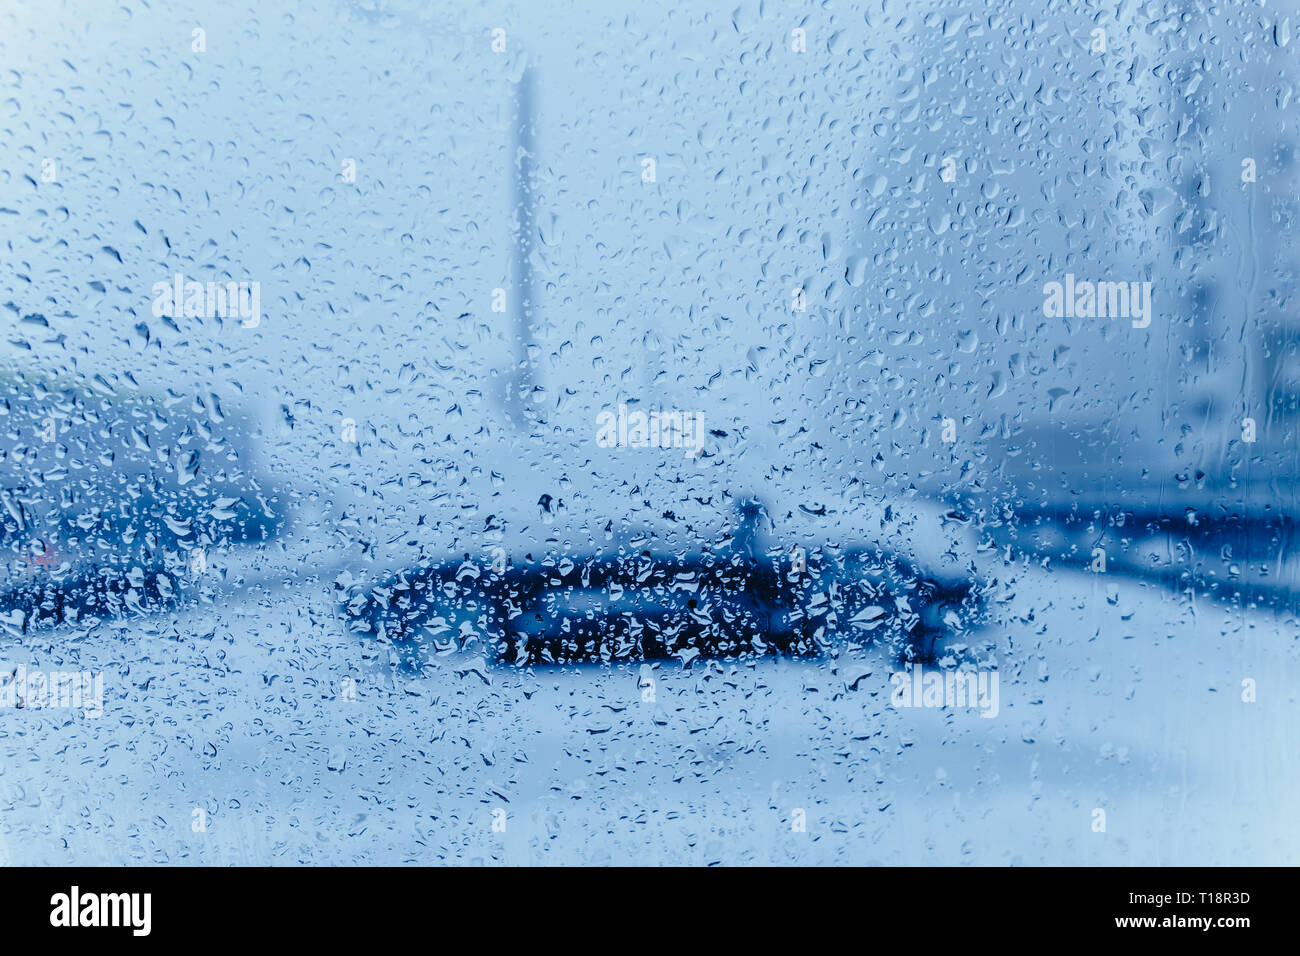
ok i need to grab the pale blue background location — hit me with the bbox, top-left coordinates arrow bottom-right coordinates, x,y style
0,0 -> 1297,864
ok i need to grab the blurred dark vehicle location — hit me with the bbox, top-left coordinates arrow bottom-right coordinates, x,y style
339,503 -> 981,669
0,369 -> 281,630
982,458 -> 1296,606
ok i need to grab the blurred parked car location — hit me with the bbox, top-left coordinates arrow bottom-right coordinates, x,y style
0,366 -> 281,630
340,497 -> 984,668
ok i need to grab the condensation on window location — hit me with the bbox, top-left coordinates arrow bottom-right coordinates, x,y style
0,0 -> 1296,866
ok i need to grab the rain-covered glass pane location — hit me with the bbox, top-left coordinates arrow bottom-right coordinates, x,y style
1,0 -> 1297,867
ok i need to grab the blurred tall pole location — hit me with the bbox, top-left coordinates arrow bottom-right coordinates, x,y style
506,65 -> 539,429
